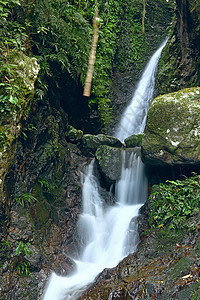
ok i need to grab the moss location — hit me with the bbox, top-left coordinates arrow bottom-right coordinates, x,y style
31,201 -> 51,228
168,257 -> 192,281
0,52 -> 39,200
81,134 -> 122,156
156,0 -> 200,94
142,87 -> 200,166
124,134 -> 144,148
65,125 -> 83,143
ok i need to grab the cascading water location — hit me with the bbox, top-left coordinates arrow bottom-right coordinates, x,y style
43,40 -> 167,300
115,39 -> 168,141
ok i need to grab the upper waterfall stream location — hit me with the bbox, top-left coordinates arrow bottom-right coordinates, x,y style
115,39 -> 168,141
43,40 -> 167,300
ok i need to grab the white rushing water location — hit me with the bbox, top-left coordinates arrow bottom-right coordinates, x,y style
43,40 -> 167,300
115,39 -> 168,141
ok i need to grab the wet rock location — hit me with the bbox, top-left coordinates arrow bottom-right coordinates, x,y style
124,134 -> 144,148
142,87 -> 200,166
25,245 -> 41,266
95,146 -> 140,185
0,100 -> 87,298
81,134 -> 122,156
78,209 -> 200,300
9,211 -> 34,241
95,145 -> 123,185
51,253 -> 75,276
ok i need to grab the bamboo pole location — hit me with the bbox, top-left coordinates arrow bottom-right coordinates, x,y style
142,0 -> 146,34
83,1 -> 99,97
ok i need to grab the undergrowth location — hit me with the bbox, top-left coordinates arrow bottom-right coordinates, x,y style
148,173 -> 200,230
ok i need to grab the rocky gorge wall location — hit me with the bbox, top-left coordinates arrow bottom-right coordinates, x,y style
156,0 -> 200,94
0,53 -> 89,298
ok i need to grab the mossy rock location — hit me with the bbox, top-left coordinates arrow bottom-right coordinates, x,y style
81,134 -> 122,156
65,125 -> 83,143
95,145 -> 141,185
142,87 -> 200,166
95,145 -> 123,185
124,134 -> 144,148
0,52 -> 40,199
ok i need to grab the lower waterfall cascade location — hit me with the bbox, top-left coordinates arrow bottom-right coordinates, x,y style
43,40 -> 167,300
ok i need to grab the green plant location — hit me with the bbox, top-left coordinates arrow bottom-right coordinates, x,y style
1,239 -> 11,251
38,179 -> 55,193
15,241 -> 31,256
149,174 -> 200,230
191,289 -> 200,300
15,242 -> 31,276
15,193 -> 38,207
15,241 -> 32,276
17,261 -> 31,276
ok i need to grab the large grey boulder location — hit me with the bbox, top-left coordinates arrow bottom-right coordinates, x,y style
81,134 -> 122,156
95,145 -> 122,184
95,145 -> 141,185
142,87 -> 200,166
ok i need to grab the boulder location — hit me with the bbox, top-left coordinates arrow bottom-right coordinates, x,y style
95,145 -> 141,185
65,125 -> 83,143
95,145 -> 123,185
81,134 -> 122,156
142,87 -> 200,166
124,134 -> 144,148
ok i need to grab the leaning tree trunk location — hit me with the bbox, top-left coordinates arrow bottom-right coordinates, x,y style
142,0 -> 146,34
83,1 -> 99,97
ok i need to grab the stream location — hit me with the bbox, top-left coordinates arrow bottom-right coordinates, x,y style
43,39 -> 167,300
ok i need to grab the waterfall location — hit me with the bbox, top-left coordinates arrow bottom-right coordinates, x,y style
115,39 -> 168,141
43,40 -> 167,300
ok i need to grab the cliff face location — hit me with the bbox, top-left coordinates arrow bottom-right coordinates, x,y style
0,93 -> 91,299
156,0 -> 200,94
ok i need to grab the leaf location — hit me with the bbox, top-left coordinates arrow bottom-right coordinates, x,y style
9,96 -> 18,105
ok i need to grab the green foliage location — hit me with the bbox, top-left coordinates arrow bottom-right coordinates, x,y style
38,179 -> 55,194
149,174 -> 200,230
192,289 -> 200,300
0,95 -> 21,115
15,241 -> 31,256
0,0 -> 27,52
0,1 -> 27,121
15,241 -> 32,276
32,0 -> 91,82
1,239 -> 11,251
0,0 -> 174,133
17,261 -> 31,276
15,193 -> 38,207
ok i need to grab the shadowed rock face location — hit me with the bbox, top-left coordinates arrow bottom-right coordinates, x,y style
142,87 -> 200,167
156,0 -> 200,93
